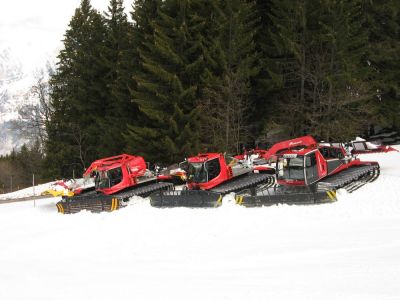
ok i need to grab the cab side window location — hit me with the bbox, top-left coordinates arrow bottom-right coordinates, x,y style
109,167 -> 123,186
206,159 -> 221,181
305,152 -> 318,183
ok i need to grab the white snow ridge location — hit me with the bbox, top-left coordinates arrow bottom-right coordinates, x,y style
0,147 -> 400,300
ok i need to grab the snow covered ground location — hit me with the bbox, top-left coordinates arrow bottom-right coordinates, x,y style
1,149 -> 400,300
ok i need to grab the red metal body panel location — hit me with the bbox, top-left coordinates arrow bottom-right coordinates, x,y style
73,188 -> 84,195
352,144 -> 398,154
253,165 -> 274,172
259,136 -> 318,160
315,150 -> 328,178
157,174 -> 172,181
276,179 -> 306,186
84,154 -> 146,176
187,153 -> 221,163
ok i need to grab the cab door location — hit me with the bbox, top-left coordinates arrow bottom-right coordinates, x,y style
315,150 -> 328,179
305,152 -> 322,185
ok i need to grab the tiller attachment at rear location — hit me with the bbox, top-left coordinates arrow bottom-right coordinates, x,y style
150,190 -> 223,208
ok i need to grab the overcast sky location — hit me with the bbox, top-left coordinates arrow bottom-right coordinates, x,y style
0,0 -> 131,73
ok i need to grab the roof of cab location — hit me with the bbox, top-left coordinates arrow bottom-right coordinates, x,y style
188,153 -> 221,163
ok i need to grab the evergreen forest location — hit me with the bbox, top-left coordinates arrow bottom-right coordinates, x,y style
1,0 -> 399,189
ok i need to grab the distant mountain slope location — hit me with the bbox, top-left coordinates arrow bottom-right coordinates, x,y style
0,47 -> 52,155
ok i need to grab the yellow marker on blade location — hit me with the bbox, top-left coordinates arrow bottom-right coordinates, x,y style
57,203 -> 64,214
216,195 -> 222,206
236,195 -> 244,205
111,198 -> 117,211
327,190 -> 336,201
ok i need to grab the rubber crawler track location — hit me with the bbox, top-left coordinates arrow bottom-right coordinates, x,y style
57,182 -> 174,214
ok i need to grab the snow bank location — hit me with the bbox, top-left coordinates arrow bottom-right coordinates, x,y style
0,182 -> 54,200
0,147 -> 399,300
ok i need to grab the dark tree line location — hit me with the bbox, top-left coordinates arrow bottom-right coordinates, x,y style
38,0 -> 399,179
0,142 -> 44,193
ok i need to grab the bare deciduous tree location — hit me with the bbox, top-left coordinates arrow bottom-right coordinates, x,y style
200,72 -> 252,153
67,123 -> 90,170
13,68 -> 54,149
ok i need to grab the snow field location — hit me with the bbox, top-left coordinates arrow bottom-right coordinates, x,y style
0,148 -> 399,300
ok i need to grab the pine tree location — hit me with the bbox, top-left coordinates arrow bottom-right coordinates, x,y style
311,0 -> 374,140
260,0 -> 374,141
363,0 -> 400,131
199,0 -> 260,153
130,0 -> 161,46
125,0 -> 162,143
252,0 -> 281,144
260,0 -> 314,138
125,0 -> 212,163
98,0 -> 137,157
45,0 -> 107,178
0,141 -> 45,190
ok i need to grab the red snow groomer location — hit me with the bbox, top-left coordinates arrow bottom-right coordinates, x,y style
236,136 -> 380,206
150,152 -> 275,207
56,154 -> 174,214
150,136 -> 380,208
